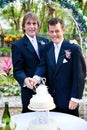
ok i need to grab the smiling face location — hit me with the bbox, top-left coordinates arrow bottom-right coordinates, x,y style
48,18 -> 66,44
22,12 -> 40,38
23,19 -> 39,38
48,23 -> 65,44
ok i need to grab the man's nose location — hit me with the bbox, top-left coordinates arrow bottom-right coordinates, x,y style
53,32 -> 57,36
30,23 -> 34,27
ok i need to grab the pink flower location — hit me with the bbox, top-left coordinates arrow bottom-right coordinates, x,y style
65,50 -> 71,59
0,58 -> 12,75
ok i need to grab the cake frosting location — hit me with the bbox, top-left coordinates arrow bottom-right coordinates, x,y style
28,84 -> 55,110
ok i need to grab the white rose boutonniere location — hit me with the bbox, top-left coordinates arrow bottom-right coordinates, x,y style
40,40 -> 45,45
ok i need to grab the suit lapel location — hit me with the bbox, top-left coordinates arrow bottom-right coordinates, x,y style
24,35 -> 40,60
36,36 -> 47,58
47,42 -> 56,69
37,37 -> 42,58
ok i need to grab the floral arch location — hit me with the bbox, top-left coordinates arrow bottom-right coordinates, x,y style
45,0 -> 87,51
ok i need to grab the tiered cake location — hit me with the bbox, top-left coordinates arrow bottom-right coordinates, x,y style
28,84 -> 55,110
28,83 -> 59,130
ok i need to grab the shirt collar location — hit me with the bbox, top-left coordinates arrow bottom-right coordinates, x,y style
25,34 -> 36,42
54,38 -> 64,49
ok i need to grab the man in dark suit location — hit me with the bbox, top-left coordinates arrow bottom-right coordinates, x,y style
12,12 -> 49,113
32,18 -> 86,116
12,12 -> 82,114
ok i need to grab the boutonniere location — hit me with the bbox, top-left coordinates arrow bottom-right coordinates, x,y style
63,50 -> 71,64
40,40 -> 45,45
65,49 -> 71,59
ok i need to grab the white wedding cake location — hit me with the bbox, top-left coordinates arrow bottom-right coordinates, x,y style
27,83 -> 59,130
28,84 -> 55,110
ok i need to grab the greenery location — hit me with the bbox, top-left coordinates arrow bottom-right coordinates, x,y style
0,75 -> 21,97
0,58 -> 21,97
0,0 -> 87,96
57,0 -> 87,46
0,47 -> 11,53
0,0 -> 87,51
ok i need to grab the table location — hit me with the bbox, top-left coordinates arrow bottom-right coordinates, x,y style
11,112 -> 87,130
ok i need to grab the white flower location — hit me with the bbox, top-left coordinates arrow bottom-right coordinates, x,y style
83,16 -> 87,21
40,41 -> 45,45
77,9 -> 83,15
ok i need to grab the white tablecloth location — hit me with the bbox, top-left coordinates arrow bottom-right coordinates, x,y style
11,112 -> 87,130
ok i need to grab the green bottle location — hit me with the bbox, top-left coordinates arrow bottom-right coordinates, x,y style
2,102 -> 11,130
4,123 -> 11,130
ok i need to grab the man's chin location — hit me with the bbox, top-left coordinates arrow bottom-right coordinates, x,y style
52,40 -> 60,44
29,34 -> 36,38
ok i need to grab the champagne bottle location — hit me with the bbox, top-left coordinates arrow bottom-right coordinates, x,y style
4,124 -> 11,130
2,102 -> 11,130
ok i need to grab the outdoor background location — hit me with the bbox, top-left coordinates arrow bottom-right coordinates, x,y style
0,0 -> 87,120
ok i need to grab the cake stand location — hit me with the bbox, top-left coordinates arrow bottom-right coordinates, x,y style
28,105 -> 60,130
28,104 -> 55,122
28,104 -> 56,124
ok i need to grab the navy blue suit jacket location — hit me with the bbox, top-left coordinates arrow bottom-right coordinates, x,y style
12,35 -> 49,112
12,35 -> 49,87
35,40 -> 86,110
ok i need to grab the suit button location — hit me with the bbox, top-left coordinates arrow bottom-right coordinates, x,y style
53,90 -> 55,93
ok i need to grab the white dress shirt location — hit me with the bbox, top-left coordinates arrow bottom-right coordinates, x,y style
54,42 -> 62,63
26,34 -> 40,58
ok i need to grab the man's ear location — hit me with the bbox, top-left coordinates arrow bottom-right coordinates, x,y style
63,27 -> 66,33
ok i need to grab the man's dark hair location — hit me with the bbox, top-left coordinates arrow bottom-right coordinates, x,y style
48,18 -> 64,29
